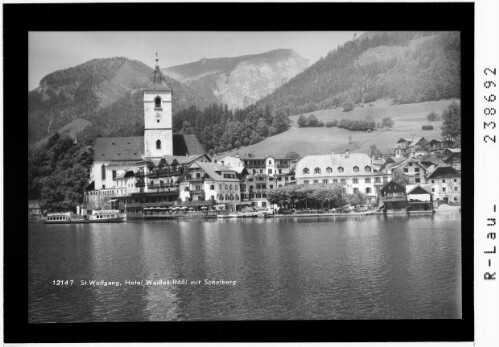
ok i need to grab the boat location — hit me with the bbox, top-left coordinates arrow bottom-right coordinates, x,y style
44,210 -> 126,224
88,210 -> 127,223
45,212 -> 86,224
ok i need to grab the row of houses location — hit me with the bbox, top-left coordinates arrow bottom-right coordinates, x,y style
84,144 -> 461,214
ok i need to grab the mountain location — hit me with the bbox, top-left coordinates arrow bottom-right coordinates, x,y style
28,57 -> 211,144
256,32 -> 461,116
163,49 -> 309,110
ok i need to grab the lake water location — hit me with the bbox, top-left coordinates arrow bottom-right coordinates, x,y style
28,213 -> 461,323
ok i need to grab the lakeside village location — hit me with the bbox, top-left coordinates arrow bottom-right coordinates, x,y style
30,63 -> 461,223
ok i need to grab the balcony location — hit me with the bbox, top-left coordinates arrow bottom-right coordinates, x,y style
135,181 -> 145,188
188,177 -> 204,183
190,190 -> 205,194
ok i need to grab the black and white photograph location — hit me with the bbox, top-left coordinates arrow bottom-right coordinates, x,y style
27,29 -> 464,323
3,1 -> 485,344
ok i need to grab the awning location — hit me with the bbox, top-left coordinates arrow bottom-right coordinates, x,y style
108,199 -> 118,202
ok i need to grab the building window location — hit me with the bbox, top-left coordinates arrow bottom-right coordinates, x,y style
268,160 -> 272,165
454,179 -> 457,182
156,140 -> 161,149
323,179 -> 328,184
353,178 -> 359,184
415,168 -> 420,173
303,168 -> 310,174
304,180 -> 309,184
409,163 -> 412,167
432,188 -> 435,192
443,187 -> 446,192
333,179 -> 338,183
454,187 -> 458,191
313,180 -> 319,184
101,164 -> 106,180
442,179 -> 446,183
314,167 -> 321,174
432,180 -> 435,183
366,187 -> 371,194
112,170 -> 116,179
338,166 -> 344,173
415,178 -> 421,183
404,168 -> 408,173
353,188 -> 359,194
340,178 -> 346,184
353,166 -> 359,172
268,169 -> 273,175
364,166 -> 371,173
374,177 -> 381,183
155,96 -> 161,108
326,167 -> 332,173
260,169 -> 263,174
365,178 -> 371,183
270,185 -> 273,189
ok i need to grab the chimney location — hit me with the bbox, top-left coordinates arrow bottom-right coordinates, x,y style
345,149 -> 350,158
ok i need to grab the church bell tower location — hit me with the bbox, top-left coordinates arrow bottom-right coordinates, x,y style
144,53 -> 173,158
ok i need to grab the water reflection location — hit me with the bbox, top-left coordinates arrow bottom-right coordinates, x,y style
29,213 -> 461,322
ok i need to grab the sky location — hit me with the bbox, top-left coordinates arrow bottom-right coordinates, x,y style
28,31 -> 360,91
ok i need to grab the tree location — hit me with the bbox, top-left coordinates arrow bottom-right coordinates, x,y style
325,121 -> 334,127
381,116 -> 394,128
297,115 -> 307,127
307,114 -> 319,127
285,151 -> 301,160
272,111 -> 290,134
234,140 -> 241,148
342,101 -> 354,112
347,192 -> 367,206
392,169 -> 411,186
427,111 -> 439,122
243,137 -> 250,146
441,101 -> 461,142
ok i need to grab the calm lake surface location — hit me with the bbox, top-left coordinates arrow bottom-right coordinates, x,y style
29,213 -> 461,322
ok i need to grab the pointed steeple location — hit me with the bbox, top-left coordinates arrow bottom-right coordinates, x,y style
149,52 -> 171,91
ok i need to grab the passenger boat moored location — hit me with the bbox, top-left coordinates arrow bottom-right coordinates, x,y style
44,210 -> 126,224
88,210 -> 127,223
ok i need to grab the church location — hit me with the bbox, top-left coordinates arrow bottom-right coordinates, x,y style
85,57 -> 208,211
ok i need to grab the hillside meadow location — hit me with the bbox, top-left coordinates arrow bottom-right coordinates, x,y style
218,99 -> 459,158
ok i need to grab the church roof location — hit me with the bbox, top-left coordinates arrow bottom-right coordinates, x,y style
94,134 -> 205,162
94,137 -> 143,161
172,134 -> 204,156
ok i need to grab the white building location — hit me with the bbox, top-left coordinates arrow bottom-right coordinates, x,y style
426,165 -> 461,204
178,161 -> 241,210
295,150 -> 391,203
